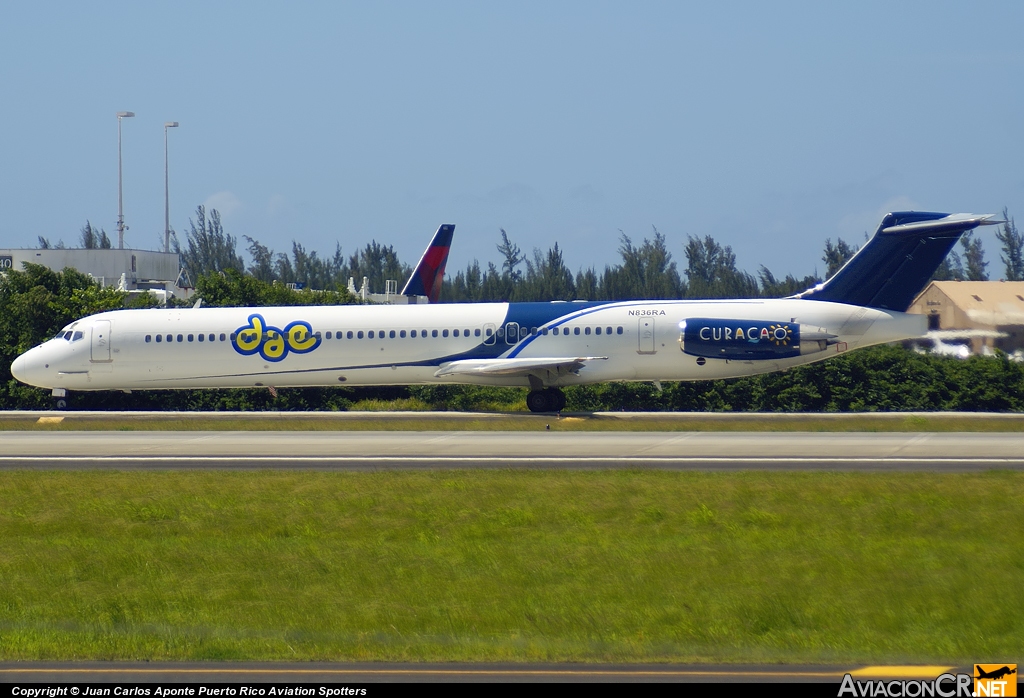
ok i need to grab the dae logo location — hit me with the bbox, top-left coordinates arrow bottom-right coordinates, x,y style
975,665 -> 1017,697
232,313 -> 320,362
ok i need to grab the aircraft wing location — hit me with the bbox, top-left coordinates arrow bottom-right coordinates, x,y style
434,356 -> 607,379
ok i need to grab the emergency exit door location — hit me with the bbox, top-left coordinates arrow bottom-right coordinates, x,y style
637,317 -> 656,354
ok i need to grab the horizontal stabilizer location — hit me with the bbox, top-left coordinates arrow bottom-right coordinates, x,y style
435,356 -> 607,379
796,212 -> 1000,312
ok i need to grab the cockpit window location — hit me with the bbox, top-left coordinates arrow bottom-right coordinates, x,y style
55,323 -> 79,341
72,331 -> 84,342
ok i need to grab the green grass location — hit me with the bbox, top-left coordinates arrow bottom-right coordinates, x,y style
3,412 -> 1024,431
1,470 -> 1022,663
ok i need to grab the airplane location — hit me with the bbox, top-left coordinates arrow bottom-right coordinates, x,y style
975,666 -> 1016,681
910,329 -> 1008,359
11,211 -> 1001,413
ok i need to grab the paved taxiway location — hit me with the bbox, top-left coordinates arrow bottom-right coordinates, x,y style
2,431 -> 1023,470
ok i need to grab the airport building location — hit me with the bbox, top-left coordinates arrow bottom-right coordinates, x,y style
0,247 -> 191,304
908,280 -> 1024,355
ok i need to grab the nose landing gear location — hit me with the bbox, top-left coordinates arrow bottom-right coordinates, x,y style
526,388 -> 566,413
52,388 -> 69,411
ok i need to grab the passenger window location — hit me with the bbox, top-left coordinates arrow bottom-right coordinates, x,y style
168,334 -> 174,342
358,331 -> 364,339
177,334 -> 184,342
368,330 -> 375,339
464,329 -> 470,336
156,335 -> 162,343
326,331 -> 332,339
432,329 -> 438,338
400,330 -> 407,338
421,329 -> 427,337
145,335 -> 152,342
442,329 -> 449,337
229,333 -> 235,341
453,329 -> 459,337
607,327 -> 612,335
542,328 -> 548,335
595,327 -> 601,335
617,326 -> 623,335
486,328 -> 493,337
475,328 -> 481,337
390,330 -> 396,338
531,327 -> 538,335
585,327 -> 591,335
198,334 -> 204,342
314,332 -> 322,339
188,334 -> 194,342
347,331 -> 353,339
574,327 -> 580,336
411,330 -> 417,338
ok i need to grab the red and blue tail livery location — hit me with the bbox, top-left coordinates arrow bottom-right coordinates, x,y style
401,224 -> 454,303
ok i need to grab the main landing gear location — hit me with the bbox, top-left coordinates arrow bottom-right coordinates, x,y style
526,388 -> 566,414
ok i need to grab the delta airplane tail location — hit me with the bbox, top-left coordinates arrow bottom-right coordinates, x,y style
795,212 -> 1000,311
401,224 -> 454,303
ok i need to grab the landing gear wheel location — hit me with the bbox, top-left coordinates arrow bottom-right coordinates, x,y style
526,390 -> 553,413
526,389 -> 566,413
53,397 -> 68,411
548,388 -> 566,412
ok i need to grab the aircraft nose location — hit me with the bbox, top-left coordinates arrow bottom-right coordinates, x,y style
10,348 -> 50,388
10,353 -> 28,383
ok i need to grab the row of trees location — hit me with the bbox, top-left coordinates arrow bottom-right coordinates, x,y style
172,206 -> 409,297
167,206 -> 1023,302
40,205 -> 1023,300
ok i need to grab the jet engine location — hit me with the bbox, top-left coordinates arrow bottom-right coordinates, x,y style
679,319 -> 838,361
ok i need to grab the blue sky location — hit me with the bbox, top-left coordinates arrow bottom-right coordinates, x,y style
1,1 -> 1022,283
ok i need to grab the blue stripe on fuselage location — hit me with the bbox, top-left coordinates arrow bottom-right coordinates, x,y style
504,299 -> 677,358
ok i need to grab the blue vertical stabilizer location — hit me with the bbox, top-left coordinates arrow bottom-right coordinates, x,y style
795,212 -> 999,311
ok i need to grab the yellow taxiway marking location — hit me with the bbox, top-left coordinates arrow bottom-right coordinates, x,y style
849,666 -> 956,678
35,416 -> 64,424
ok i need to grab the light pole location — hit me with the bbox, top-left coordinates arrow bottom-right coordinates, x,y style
164,121 -> 179,253
116,111 -> 135,249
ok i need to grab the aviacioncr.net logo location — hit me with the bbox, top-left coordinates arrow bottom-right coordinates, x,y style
232,313 -> 320,362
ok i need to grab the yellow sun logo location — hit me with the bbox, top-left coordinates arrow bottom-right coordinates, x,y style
768,324 -> 793,346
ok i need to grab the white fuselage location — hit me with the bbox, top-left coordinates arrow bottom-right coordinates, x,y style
11,299 -> 925,392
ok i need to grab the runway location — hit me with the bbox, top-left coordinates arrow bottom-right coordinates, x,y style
2,431 -> 1023,470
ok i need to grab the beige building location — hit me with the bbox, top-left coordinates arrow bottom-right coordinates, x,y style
908,280 -> 1024,354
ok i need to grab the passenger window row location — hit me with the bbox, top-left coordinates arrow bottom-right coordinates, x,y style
142,325 -> 625,344
546,326 -> 623,336
323,328 -> 482,340
146,333 -> 228,343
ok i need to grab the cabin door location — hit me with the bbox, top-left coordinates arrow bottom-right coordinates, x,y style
91,320 -> 112,363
